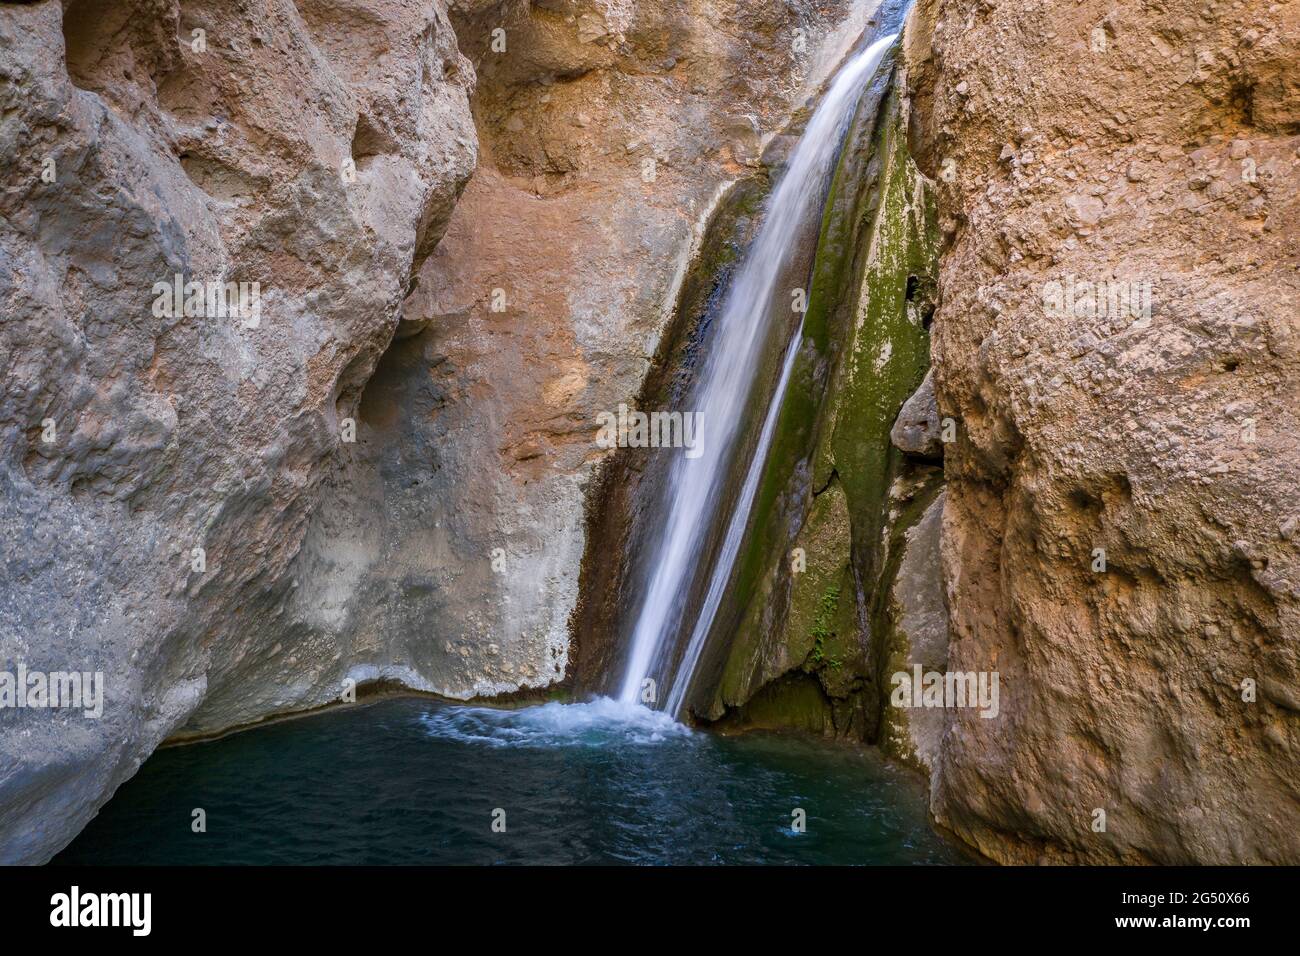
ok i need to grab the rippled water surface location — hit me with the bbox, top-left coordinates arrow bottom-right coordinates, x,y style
57,697 -> 966,865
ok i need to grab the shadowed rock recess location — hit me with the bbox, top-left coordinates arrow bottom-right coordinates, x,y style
0,0 -> 1295,868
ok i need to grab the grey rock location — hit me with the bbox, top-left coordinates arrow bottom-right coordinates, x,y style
890,369 -> 943,460
0,0 -> 476,863
884,491 -> 949,774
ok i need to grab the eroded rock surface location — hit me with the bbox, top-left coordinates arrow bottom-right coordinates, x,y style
0,0 -> 475,862
905,0 -> 1300,863
890,368 -> 942,459
878,489 -> 948,774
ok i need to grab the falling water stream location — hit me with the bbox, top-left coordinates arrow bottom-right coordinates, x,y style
617,33 -> 899,716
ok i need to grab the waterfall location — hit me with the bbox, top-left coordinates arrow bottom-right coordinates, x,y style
616,32 -> 898,715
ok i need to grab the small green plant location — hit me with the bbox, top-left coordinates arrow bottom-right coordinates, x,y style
809,581 -> 841,667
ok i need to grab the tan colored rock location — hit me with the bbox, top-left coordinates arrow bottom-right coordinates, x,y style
905,0 -> 1300,863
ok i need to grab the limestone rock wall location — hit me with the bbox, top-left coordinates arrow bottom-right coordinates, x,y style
904,0 -> 1300,863
0,0 -> 476,863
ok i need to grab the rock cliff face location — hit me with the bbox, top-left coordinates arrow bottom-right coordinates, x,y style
0,0 -> 477,864
904,0 -> 1300,863
0,0 -> 878,863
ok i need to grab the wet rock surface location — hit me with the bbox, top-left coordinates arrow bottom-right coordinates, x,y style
878,489 -> 948,775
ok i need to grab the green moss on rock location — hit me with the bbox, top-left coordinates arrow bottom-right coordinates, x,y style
712,673 -> 835,736
693,73 -> 943,743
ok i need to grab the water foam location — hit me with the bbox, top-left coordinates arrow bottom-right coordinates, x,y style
417,697 -> 692,749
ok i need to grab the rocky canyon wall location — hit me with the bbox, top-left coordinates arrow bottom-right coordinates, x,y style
904,0 -> 1299,863
5,0 -> 1293,869
0,0 -> 477,865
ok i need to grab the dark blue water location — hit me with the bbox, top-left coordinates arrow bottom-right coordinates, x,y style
56,696 -> 967,865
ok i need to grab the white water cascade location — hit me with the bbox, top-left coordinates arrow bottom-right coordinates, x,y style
616,32 -> 898,715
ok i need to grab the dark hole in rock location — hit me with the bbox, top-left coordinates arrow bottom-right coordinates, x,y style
1069,487 -> 1102,512
62,0 -> 131,94
1228,82 -> 1257,129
